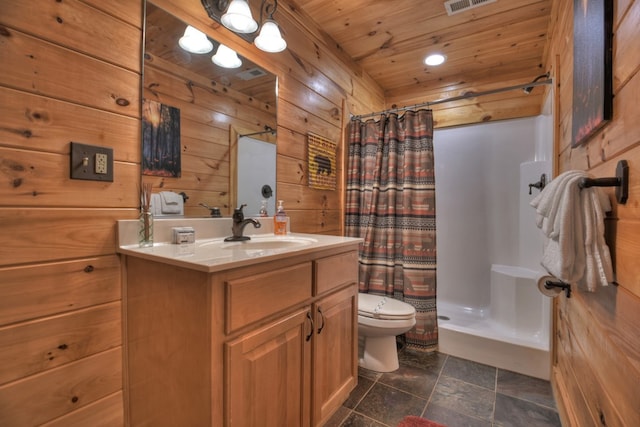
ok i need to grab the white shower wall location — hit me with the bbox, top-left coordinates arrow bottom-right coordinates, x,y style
434,116 -> 548,309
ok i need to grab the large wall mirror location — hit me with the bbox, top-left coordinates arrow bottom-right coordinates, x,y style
142,2 -> 277,217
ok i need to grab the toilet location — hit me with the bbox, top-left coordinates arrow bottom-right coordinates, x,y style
358,293 -> 417,372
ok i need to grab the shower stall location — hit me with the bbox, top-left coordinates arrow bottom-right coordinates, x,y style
434,99 -> 553,380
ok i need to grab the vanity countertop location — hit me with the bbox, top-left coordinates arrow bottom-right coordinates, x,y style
117,221 -> 361,273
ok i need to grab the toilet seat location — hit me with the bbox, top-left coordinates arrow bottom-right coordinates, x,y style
358,293 -> 415,320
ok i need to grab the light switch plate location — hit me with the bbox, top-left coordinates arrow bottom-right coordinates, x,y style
70,142 -> 114,182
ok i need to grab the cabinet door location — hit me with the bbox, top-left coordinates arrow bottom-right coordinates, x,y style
225,307 -> 312,427
312,285 -> 358,426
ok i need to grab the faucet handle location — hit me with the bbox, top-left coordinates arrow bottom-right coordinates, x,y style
232,204 -> 247,221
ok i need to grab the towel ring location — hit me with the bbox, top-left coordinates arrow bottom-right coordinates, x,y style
578,160 -> 629,204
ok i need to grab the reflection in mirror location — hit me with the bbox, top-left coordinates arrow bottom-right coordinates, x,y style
142,2 -> 277,217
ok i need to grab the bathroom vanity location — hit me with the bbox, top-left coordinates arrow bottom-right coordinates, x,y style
117,219 -> 360,426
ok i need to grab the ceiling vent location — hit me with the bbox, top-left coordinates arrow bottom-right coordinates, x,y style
444,0 -> 497,15
235,67 -> 268,81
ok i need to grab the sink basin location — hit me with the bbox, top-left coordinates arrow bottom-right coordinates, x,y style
200,235 -> 317,252
222,240 -> 309,250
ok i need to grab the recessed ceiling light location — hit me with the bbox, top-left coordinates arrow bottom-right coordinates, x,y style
425,54 -> 446,66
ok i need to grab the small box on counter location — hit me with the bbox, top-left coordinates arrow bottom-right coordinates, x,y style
172,227 -> 195,244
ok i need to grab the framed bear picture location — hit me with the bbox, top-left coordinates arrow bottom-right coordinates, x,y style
308,133 -> 337,190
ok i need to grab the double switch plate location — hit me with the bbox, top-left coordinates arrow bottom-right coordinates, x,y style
70,142 -> 114,182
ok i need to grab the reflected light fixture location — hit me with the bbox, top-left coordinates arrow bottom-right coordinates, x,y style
212,44 -> 243,68
178,25 -> 214,54
201,0 -> 287,53
425,53 -> 446,66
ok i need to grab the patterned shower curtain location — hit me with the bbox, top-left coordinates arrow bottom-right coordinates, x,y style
345,109 -> 438,350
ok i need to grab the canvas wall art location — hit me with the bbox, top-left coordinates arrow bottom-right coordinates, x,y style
571,0 -> 613,147
142,99 -> 182,177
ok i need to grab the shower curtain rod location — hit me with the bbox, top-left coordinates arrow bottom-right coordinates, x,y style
351,78 -> 553,121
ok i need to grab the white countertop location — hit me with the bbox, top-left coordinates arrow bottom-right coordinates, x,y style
117,224 -> 362,273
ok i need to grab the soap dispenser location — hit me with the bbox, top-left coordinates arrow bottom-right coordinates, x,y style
273,200 -> 287,235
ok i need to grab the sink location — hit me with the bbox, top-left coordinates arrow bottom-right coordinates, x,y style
223,240 -> 309,250
199,235 -> 317,252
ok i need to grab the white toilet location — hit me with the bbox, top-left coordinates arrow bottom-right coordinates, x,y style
357,293 -> 417,372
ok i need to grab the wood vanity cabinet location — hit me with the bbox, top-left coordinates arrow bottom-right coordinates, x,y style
125,246 -> 358,427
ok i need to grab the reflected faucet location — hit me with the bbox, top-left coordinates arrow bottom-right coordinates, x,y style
224,204 -> 261,242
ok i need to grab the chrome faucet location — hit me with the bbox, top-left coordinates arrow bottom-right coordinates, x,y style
224,204 -> 261,242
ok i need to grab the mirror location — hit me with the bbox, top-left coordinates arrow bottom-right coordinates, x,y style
142,2 -> 277,217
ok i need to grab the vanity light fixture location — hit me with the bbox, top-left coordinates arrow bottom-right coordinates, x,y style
425,53 -> 446,66
179,25 -> 214,54
212,44 -> 243,68
201,0 -> 287,53
221,0 -> 258,33
254,18 -> 286,52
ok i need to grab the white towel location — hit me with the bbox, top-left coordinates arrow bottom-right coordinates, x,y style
159,191 -> 183,214
530,170 -> 613,291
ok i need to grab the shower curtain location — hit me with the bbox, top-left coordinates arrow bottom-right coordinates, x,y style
345,109 -> 438,350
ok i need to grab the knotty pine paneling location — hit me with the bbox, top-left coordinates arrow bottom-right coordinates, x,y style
0,208 -> 133,266
0,147 -> 139,208
1,6 -> 138,425
1,0 -> 384,424
40,392 -> 125,427
0,255 -> 121,325
0,28 -> 139,117
0,0 -> 141,72
0,87 -> 140,161
546,0 -> 640,426
0,302 -> 122,385
0,347 -> 122,426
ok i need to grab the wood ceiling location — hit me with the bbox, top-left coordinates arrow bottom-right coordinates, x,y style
290,0 -> 553,119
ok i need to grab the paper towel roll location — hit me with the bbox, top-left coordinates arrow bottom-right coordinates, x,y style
537,275 -> 562,297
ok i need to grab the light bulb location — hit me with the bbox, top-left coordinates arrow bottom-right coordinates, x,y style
254,19 -> 287,53
221,0 -> 258,34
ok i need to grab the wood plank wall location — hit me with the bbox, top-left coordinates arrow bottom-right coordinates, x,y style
0,0 -> 383,424
544,1 -> 640,426
0,0 -> 142,424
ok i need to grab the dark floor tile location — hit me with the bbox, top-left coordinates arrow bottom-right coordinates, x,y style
429,375 -> 495,421
344,375 -> 376,409
339,412 -> 388,427
497,369 -> 556,409
398,348 -> 447,374
494,393 -> 561,427
424,403 -> 492,427
359,366 -> 383,382
355,382 -> 426,426
442,356 -> 497,390
379,364 -> 439,399
324,406 -> 352,427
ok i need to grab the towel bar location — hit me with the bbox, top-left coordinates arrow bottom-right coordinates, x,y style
544,280 -> 571,298
578,160 -> 629,204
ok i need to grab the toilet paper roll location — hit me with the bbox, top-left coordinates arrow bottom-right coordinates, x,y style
537,275 -> 562,297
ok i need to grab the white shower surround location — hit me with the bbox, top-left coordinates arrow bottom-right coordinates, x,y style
434,106 -> 553,380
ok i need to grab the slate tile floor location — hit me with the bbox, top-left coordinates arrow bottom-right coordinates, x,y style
324,349 -> 562,427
